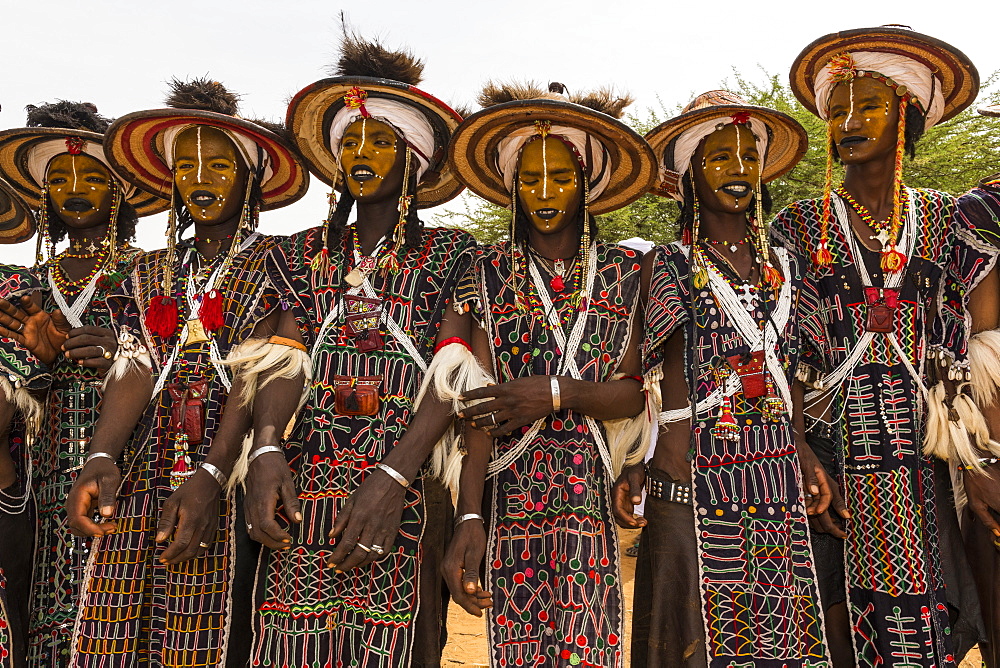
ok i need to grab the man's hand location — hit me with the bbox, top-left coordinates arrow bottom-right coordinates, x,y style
441,519 -> 492,616
155,470 -> 224,564
63,325 -> 117,371
611,463 -> 647,529
459,376 -> 555,437
244,451 -> 301,549
964,464 -> 1000,552
0,294 -> 70,366
66,458 -> 120,537
327,466 -> 406,571
797,442 -> 840,517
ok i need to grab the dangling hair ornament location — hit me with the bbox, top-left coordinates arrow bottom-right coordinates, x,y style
33,182 -> 53,270
96,179 -> 125,290
146,185 -> 180,337
687,170 -> 708,289
310,189 -> 337,273
814,53 -> 858,270
753,171 -> 782,294
379,146 -> 413,273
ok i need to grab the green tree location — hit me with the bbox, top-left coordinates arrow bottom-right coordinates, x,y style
432,70 -> 1000,244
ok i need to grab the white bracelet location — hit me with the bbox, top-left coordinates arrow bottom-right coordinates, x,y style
247,445 -> 284,467
375,462 -> 410,488
454,513 -> 484,528
199,462 -> 228,487
550,376 -> 562,412
84,452 -> 117,467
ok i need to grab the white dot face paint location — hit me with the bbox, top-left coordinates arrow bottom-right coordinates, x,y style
196,126 -> 204,183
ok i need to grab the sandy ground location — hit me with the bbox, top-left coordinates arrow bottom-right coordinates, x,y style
441,527 -> 985,667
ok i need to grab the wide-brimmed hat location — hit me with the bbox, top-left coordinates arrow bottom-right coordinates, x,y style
0,178 -> 35,244
979,104 -> 1000,118
644,90 -> 808,200
286,29 -> 463,209
0,101 -> 168,217
449,83 -> 656,215
103,79 -> 309,211
790,26 -> 979,127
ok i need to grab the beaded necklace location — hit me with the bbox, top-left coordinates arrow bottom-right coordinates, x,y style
835,183 -> 909,272
51,245 -> 111,294
519,245 -> 584,330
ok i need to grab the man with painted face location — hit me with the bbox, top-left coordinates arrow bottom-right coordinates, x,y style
0,101 -> 167,667
0,179 -> 51,668
439,82 -> 655,668
61,79 -> 308,668
213,33 -> 476,667
774,28 -> 994,667
610,91 -> 835,667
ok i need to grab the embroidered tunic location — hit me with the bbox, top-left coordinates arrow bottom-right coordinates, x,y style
251,225 -> 475,668
0,265 -> 52,668
771,187 -> 997,668
644,243 -> 829,667
71,235 -> 280,668
454,241 -> 641,668
28,250 -> 140,667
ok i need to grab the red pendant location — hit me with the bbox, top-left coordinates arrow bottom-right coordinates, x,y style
550,275 -> 565,292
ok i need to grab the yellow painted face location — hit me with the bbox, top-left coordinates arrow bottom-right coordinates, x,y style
339,118 -> 406,201
516,136 -> 583,235
828,76 -> 900,165
692,123 -> 760,214
46,153 -> 115,229
173,125 -> 248,225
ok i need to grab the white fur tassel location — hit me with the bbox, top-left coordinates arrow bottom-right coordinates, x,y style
223,338 -> 313,409
968,329 -> 1000,407
923,381 -> 997,472
228,433 -> 255,490
101,353 -> 152,391
417,342 -> 493,493
0,376 -> 42,438
603,366 -> 662,476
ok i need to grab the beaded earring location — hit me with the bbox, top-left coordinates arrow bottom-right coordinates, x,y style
380,146 -> 413,273
310,188 -> 338,273
689,170 -> 708,289
33,182 -> 52,269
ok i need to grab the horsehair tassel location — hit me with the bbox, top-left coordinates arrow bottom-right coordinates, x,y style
198,289 -> 225,331
146,295 -> 178,337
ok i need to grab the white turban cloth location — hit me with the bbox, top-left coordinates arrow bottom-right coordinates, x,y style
328,99 -> 437,180
162,124 -> 274,184
814,51 -> 945,129
495,125 -> 612,203
667,116 -> 770,202
27,138 -> 136,198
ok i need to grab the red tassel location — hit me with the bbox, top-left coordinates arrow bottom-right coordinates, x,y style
811,242 -> 833,267
146,296 -> 178,338
762,263 -> 783,292
198,289 -> 225,332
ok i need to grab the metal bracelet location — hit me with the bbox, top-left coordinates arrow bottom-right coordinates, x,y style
454,512 -> 485,528
550,375 -> 562,412
247,445 -> 284,467
84,451 -> 117,467
199,462 -> 228,488
375,462 -> 410,488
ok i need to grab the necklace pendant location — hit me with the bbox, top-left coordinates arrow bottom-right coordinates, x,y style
345,268 -> 364,287
729,244 -> 738,253
184,318 -> 210,345
550,274 -> 565,292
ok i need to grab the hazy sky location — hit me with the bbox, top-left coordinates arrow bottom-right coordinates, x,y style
2,0 -> 997,265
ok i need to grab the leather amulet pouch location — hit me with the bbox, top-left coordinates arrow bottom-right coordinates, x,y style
726,351 -> 767,399
167,380 -> 208,445
866,305 -> 895,333
334,375 -> 382,416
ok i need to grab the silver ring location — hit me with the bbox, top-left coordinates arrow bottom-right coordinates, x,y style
96,345 -> 107,358
356,543 -> 372,553
246,523 -> 253,532
17,322 -> 24,333
488,413 -> 497,426
371,544 -> 385,555
198,542 -> 210,548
